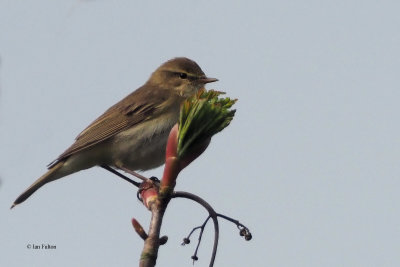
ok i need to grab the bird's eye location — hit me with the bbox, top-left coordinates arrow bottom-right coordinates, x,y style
179,73 -> 188,79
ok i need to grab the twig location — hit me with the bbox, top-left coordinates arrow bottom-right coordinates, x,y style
173,191 -> 219,267
140,200 -> 166,267
139,179 -> 173,267
216,213 -> 252,241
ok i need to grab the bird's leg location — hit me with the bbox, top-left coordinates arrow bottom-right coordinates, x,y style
117,166 -> 148,181
100,165 -> 140,187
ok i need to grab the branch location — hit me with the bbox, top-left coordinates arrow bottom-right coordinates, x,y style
137,89 -> 237,266
138,127 -> 179,267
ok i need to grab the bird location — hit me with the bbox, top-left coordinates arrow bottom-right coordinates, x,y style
11,57 -> 217,208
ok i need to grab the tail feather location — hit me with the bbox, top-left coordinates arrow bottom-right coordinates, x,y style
11,161 -> 65,209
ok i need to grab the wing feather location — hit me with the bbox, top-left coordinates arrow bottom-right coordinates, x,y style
48,86 -> 170,168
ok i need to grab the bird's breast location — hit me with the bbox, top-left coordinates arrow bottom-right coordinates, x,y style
109,111 -> 179,171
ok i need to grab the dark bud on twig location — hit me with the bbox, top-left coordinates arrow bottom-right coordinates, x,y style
159,235 -> 168,245
245,233 -> 252,241
239,228 -> 246,236
239,227 -> 252,241
182,237 -> 190,245
191,255 -> 198,261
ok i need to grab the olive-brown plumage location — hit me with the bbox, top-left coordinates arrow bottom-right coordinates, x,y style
12,57 -> 217,208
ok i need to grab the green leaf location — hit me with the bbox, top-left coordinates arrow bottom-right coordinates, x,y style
177,89 -> 237,158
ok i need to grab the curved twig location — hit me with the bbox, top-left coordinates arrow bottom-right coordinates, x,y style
172,191 -> 219,267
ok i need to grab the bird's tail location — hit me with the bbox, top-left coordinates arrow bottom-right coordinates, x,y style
11,161 -> 65,209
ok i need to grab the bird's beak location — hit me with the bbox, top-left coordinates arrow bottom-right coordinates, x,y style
198,77 -> 218,84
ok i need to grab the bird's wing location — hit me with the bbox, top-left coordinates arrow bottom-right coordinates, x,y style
48,87 -> 169,168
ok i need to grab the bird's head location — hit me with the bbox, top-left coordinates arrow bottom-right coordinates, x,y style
147,57 -> 218,98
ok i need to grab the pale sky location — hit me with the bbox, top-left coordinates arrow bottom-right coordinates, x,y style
1,1 -> 399,266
